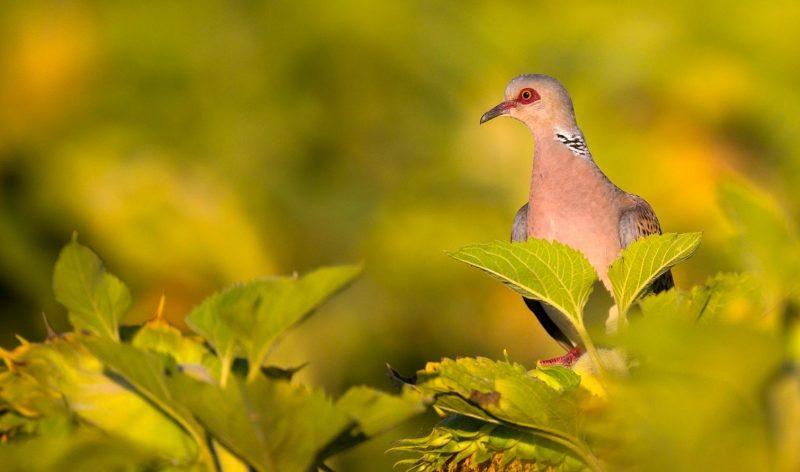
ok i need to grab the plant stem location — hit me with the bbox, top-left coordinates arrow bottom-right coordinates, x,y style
576,322 -> 607,382
219,352 -> 233,388
615,304 -> 626,333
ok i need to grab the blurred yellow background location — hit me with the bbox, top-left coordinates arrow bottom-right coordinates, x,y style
1,1 -> 799,469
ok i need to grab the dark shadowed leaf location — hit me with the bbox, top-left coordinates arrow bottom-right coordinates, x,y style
319,386 -> 425,460
166,372 -> 422,472
166,372 -> 350,472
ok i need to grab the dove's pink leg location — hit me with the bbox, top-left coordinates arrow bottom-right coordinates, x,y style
538,347 -> 583,367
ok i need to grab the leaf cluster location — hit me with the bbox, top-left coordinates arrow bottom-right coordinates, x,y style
0,236 -> 423,471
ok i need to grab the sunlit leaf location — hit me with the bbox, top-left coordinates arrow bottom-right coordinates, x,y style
2,335 -> 197,462
0,365 -> 66,418
52,235 -> 130,340
408,357 -> 599,470
415,357 -> 581,433
186,265 -> 361,383
394,416 -> 586,472
638,272 -> 762,323
214,440 -> 251,472
448,239 -> 597,322
608,232 -> 701,316
132,317 -> 221,381
0,429 -> 163,471
80,336 -> 217,469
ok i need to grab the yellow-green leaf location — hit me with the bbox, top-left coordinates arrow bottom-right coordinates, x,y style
408,357 -> 600,470
608,232 -> 701,316
132,318 -> 221,381
4,335 -> 197,463
166,372 -> 350,472
186,264 -> 361,383
52,236 -> 130,341
80,336 -> 217,469
448,239 -> 597,322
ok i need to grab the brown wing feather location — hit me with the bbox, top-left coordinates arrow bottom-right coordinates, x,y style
618,196 -> 674,293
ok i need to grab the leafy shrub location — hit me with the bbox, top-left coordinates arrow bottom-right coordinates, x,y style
0,236 -> 423,471
393,182 -> 800,471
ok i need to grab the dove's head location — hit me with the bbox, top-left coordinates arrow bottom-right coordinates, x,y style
480,74 -> 576,130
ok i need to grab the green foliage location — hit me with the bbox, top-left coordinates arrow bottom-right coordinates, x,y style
397,182 -> 800,471
168,371 -> 350,472
393,416 -> 586,472
52,233 -> 131,341
408,357 -> 599,470
607,232 -> 702,317
449,240 -> 597,323
186,265 -> 362,385
0,238 -> 422,471
637,272 -> 762,323
448,240 -> 603,369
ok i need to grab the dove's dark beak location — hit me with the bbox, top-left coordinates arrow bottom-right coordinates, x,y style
480,101 -> 516,124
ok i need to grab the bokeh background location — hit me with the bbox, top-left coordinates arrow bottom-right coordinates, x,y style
2,1 -> 799,469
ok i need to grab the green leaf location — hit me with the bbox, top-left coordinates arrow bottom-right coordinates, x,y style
52,235 -> 130,340
638,273 -> 762,322
167,370 -> 421,472
448,239 -> 597,322
186,265 -> 361,383
416,358 -> 582,434
688,273 -> 763,322
166,372 -> 351,472
132,317 -> 221,381
0,429 -> 164,471
610,314 -> 783,471
2,335 -> 198,463
0,362 -> 69,418
335,386 -> 424,437
607,232 -> 702,316
411,357 -> 599,470
80,335 -> 217,469
319,386 -> 425,461
213,440 -> 251,472
394,416 -> 587,472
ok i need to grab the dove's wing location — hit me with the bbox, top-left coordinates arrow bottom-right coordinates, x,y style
618,195 -> 674,293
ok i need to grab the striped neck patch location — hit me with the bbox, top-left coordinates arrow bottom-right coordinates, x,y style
554,129 -> 591,158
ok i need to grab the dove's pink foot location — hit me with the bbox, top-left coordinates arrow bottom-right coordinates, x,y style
538,347 -> 583,367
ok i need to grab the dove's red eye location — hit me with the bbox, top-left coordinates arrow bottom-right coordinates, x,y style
518,88 -> 540,104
